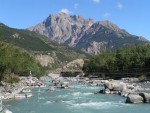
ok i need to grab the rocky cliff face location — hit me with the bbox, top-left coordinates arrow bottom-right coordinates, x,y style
28,13 -> 149,54
62,59 -> 84,70
28,13 -> 93,46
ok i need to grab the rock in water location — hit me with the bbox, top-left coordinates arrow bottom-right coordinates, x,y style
126,94 -> 143,103
139,93 -> 150,103
104,80 -> 127,92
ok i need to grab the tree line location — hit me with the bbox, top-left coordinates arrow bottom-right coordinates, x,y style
83,44 -> 150,78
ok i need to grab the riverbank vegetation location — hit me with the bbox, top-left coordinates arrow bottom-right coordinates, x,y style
83,44 -> 150,79
0,41 -> 45,82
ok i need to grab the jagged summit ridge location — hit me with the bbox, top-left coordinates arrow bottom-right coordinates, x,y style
29,13 -> 94,45
28,13 -> 149,54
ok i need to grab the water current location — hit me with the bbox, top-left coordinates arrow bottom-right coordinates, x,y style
4,81 -> 150,113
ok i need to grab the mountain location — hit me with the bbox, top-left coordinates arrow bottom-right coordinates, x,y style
0,23 -> 87,69
28,13 -> 94,46
28,13 -> 149,54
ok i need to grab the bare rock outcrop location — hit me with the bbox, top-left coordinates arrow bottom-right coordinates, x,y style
35,55 -> 55,66
63,59 -> 84,70
28,13 -> 148,54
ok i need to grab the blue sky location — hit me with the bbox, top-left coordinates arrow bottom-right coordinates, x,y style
0,0 -> 150,40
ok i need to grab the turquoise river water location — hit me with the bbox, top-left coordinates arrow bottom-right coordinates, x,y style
4,82 -> 150,113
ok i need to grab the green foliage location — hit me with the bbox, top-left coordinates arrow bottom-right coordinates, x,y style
0,24 -> 88,82
83,52 -> 116,73
0,24 -> 87,66
83,44 -> 150,76
0,41 -> 45,81
0,24 -> 52,51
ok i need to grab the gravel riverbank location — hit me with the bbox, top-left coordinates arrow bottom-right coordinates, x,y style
0,76 -> 46,100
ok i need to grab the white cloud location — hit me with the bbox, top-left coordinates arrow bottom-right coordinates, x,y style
60,9 -> 71,15
104,13 -> 111,17
74,3 -> 79,10
92,0 -> 100,4
117,2 -> 124,9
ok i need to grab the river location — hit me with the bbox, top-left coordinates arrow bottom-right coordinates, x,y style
4,81 -> 150,113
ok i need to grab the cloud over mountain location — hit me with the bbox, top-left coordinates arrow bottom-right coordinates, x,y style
60,9 -> 71,15
117,2 -> 124,9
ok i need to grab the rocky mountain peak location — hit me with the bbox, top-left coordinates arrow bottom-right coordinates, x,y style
99,20 -> 124,32
88,18 -> 94,26
28,13 -> 93,44
28,13 -> 149,54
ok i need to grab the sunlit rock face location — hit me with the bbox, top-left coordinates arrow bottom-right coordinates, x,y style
28,13 -> 148,54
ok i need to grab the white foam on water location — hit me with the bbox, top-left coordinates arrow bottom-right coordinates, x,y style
38,97 -> 45,100
56,94 -> 69,98
62,100 -> 73,104
70,101 -> 126,110
72,92 -> 93,97
75,85 -> 87,89
82,92 -> 93,96
73,101 -> 111,108
43,100 -> 53,105
72,92 -> 81,96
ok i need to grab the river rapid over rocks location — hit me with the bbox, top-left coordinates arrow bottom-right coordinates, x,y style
2,76 -> 150,113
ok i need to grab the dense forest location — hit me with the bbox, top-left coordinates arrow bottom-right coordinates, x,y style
83,44 -> 150,79
0,41 -> 45,83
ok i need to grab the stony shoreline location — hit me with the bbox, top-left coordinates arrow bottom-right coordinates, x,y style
1,74 -> 150,105
54,76 -> 150,104
88,78 -> 150,104
0,76 -> 46,100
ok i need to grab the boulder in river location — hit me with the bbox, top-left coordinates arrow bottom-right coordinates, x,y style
126,94 -> 143,103
104,80 -> 127,92
139,92 -> 150,103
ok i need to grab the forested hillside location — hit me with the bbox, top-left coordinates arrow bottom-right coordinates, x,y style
0,41 -> 45,82
83,44 -> 150,78
0,23 -> 87,70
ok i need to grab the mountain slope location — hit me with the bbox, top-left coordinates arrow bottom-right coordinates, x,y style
0,23 -> 87,68
76,21 -> 148,54
28,13 -> 149,54
0,41 -> 44,79
0,23 -> 53,51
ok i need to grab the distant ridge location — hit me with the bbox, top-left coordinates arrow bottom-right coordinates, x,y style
28,13 -> 149,54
